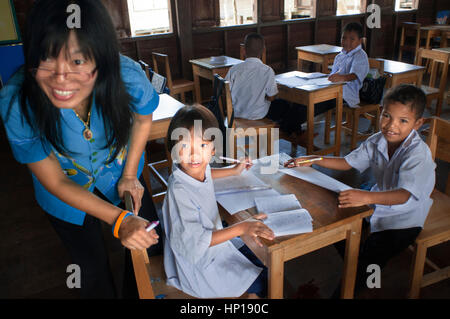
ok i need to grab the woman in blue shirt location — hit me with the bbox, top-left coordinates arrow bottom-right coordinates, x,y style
0,0 -> 159,298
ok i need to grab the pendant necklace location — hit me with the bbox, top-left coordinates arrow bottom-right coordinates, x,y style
73,108 -> 93,141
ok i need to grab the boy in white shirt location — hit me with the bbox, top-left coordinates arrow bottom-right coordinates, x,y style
285,84 -> 436,296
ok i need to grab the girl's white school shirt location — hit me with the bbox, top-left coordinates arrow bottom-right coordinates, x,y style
159,164 -> 262,298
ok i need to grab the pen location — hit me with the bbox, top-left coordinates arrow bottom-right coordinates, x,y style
219,156 -> 241,163
296,157 -> 323,164
145,220 -> 159,232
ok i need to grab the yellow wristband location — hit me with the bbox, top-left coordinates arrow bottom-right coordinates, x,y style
113,210 -> 133,239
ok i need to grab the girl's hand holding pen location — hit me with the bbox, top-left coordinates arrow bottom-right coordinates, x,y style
240,213 -> 275,247
233,157 -> 253,175
284,156 -> 323,168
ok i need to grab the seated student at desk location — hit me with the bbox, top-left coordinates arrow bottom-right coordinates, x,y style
224,33 -> 294,134
281,22 -> 370,141
159,105 -> 275,298
286,85 -> 435,296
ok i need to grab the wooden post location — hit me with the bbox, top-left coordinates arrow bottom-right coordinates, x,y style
175,0 -> 194,79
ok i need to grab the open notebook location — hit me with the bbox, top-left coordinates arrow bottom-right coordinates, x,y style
254,194 -> 313,237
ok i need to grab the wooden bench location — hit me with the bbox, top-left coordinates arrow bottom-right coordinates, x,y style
408,117 -> 450,298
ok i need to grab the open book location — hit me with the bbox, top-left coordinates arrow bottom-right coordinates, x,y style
254,194 -> 313,237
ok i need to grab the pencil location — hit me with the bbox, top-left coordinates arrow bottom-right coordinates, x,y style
297,157 -> 323,164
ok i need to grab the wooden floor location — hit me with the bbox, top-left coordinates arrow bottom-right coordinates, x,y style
1,87 -> 450,299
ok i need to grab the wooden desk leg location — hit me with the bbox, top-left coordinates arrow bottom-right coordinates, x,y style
334,90 -> 343,156
143,150 -> 153,198
322,58 -> 329,74
268,249 -> 285,299
297,57 -> 303,71
306,95 -> 315,155
192,66 -> 202,103
340,218 -> 363,299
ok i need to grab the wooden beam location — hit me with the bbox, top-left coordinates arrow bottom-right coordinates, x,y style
175,0 -> 194,79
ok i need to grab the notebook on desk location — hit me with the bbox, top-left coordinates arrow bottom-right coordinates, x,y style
254,194 -> 313,237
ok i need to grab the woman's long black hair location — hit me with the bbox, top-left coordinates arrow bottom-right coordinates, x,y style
16,0 -> 133,163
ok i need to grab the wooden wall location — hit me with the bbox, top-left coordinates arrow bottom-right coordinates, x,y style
11,0 -> 450,80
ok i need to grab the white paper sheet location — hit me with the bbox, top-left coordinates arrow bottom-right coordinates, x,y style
263,209 -> 313,237
296,72 -> 327,79
214,169 -> 279,214
254,194 -> 301,214
279,166 -> 352,193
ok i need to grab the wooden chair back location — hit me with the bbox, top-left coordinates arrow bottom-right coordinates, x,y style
152,52 -> 173,89
369,58 -> 384,74
427,117 -> 450,195
416,48 -> 449,116
240,43 -> 267,64
398,22 -> 421,63
138,60 -> 151,80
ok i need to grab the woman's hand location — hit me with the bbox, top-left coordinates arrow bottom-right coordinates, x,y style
240,213 -> 275,247
284,155 -> 321,168
118,175 -> 144,215
118,215 -> 159,250
338,189 -> 372,208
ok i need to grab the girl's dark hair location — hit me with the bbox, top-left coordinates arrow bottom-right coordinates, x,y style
166,105 -> 219,153
15,0 -> 132,162
382,84 -> 426,119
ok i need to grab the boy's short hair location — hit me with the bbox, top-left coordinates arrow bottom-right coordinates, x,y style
342,22 -> 364,39
244,33 -> 265,58
382,84 -> 426,118
166,104 -> 219,152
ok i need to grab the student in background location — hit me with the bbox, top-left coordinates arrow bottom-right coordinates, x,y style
327,22 -> 370,108
159,105 -> 275,298
225,33 -> 295,134
285,85 -> 435,296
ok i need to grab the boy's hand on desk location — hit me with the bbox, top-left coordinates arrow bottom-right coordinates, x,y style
338,189 -> 371,208
234,157 -> 253,175
241,213 -> 275,247
328,73 -> 346,82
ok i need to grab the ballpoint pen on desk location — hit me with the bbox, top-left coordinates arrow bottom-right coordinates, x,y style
146,220 -> 159,232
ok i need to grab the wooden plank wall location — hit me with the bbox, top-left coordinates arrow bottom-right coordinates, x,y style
11,0 -> 449,81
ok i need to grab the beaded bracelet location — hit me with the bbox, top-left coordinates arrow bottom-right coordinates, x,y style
112,210 -> 134,238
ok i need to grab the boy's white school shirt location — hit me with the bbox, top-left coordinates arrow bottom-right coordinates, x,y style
225,57 -> 278,120
330,44 -> 369,108
344,130 -> 436,233
159,164 -> 262,298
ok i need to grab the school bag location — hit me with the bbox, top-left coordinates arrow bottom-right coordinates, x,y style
359,75 -> 387,104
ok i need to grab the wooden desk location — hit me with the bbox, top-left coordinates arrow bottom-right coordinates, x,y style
420,25 -> 450,49
219,168 -> 373,299
296,44 -> 342,73
144,94 -> 185,202
275,71 -> 343,156
190,56 -> 243,103
378,58 -> 425,88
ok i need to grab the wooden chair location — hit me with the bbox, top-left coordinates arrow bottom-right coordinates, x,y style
217,75 -> 278,158
152,52 -> 195,103
408,117 -> 450,298
398,22 -> 421,63
125,191 -> 193,299
415,48 -> 449,117
324,58 -> 386,150
239,43 -> 266,64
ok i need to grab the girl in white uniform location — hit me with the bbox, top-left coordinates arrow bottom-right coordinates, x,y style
159,105 -> 275,298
